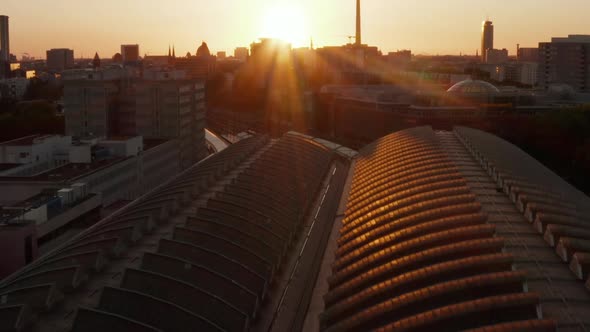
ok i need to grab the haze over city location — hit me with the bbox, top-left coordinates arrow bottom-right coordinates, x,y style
4,0 -> 590,58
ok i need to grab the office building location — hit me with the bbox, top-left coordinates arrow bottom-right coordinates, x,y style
517,47 -> 539,62
0,15 -> 9,78
63,66 -> 206,168
481,20 -> 494,62
485,48 -> 508,64
0,15 -> 9,62
121,44 -> 140,63
63,71 -> 121,138
2,126 -> 589,330
539,35 -> 590,92
234,47 -> 249,61
216,51 -> 226,59
46,48 -> 74,72
0,77 -> 29,100
134,70 -> 207,168
356,0 -> 362,45
519,62 -> 539,85
386,50 -> 412,69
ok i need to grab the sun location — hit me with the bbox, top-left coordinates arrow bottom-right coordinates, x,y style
260,4 -> 309,47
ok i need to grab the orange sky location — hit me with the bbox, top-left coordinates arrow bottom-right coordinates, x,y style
3,0 -> 590,59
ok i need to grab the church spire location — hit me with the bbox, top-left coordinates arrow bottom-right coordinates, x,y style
168,45 -> 171,57
92,52 -> 101,69
172,45 -> 176,58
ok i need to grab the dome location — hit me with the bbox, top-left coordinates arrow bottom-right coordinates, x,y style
196,42 -> 211,57
447,79 -> 500,94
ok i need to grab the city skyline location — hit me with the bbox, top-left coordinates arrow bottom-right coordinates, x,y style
3,0 -> 590,59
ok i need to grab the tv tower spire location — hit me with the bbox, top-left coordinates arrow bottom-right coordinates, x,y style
356,0 -> 361,46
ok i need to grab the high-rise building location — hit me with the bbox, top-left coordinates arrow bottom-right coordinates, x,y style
539,35 -> 590,92
63,67 -> 206,168
121,44 -> 140,63
46,48 -> 75,72
0,15 -> 9,78
356,0 -> 362,46
481,20 -> 494,62
135,70 -> 207,167
485,48 -> 508,64
517,47 -> 539,63
216,51 -> 226,59
0,16 -> 9,62
63,73 -> 120,137
234,47 -> 249,61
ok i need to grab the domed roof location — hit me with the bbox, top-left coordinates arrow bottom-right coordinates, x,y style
196,42 -> 211,57
447,79 -> 500,94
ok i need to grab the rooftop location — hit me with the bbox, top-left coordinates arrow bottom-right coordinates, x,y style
0,157 -> 126,182
0,135 -> 56,147
447,79 -> 500,94
1,128 -> 590,331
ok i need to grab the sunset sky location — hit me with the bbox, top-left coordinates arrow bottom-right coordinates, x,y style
3,0 -> 590,59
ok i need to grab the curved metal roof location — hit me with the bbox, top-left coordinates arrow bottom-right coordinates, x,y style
0,134 -> 340,332
3,126 -> 590,331
320,126 -> 590,331
447,79 -> 500,94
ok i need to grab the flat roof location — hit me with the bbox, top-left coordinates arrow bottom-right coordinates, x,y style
143,138 -> 169,150
103,136 -> 139,142
0,135 -> 55,146
0,163 -> 20,172
0,157 -> 126,182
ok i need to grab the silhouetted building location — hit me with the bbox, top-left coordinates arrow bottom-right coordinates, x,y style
485,48 -> 508,64
539,35 -> 590,92
174,56 -> 215,81
92,52 -> 101,69
0,16 -> 9,79
234,47 -> 249,61
387,50 -> 412,69
46,48 -> 74,72
121,44 -> 139,63
170,42 -> 215,80
356,0 -> 362,46
112,52 -> 123,63
196,42 -> 210,57
316,44 -> 382,84
216,51 -> 226,59
517,47 -> 539,62
0,15 -> 9,62
481,20 -> 494,62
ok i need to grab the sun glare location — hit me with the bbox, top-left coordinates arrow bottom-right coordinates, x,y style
260,4 -> 308,47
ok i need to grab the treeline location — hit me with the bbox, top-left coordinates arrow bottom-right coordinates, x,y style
0,100 -> 65,141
